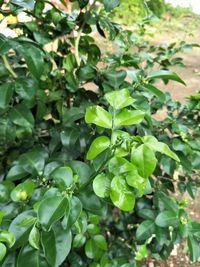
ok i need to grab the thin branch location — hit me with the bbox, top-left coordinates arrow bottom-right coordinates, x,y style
2,55 -> 17,79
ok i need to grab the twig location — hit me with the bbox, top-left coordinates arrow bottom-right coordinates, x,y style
2,55 -> 17,79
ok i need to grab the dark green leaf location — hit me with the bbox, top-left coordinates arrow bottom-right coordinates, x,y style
38,196 -> 68,231
155,211 -> 179,227
147,70 -> 185,85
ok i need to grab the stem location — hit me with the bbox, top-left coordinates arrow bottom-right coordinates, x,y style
74,0 -> 97,66
2,55 -> 17,79
74,27 -> 83,67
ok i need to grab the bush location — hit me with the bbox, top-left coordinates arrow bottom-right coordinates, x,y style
0,1 -> 200,266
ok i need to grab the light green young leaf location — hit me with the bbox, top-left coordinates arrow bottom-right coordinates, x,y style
87,136 -> 110,160
105,88 -> 134,110
29,225 -> 40,250
114,109 -> 145,127
126,170 -> 147,197
131,144 -> 157,179
108,156 -> 135,175
85,106 -> 112,129
93,173 -> 111,198
0,242 -> 6,262
0,231 -> 15,248
143,136 -> 180,162
110,176 -> 135,211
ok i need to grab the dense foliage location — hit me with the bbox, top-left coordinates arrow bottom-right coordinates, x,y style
0,1 -> 200,266
112,0 -> 166,25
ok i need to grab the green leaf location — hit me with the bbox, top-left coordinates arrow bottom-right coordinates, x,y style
19,148 -> 48,175
131,144 -> 157,179
143,136 -> 180,162
0,242 -> 6,262
0,84 -> 13,110
114,109 -> 145,127
187,181 -> 197,199
29,225 -> 40,250
87,136 -> 110,160
73,234 -> 86,248
63,53 -> 77,72
138,209 -> 156,220
136,220 -> 155,241
78,188 -> 107,216
69,161 -> 92,188
11,181 -> 34,202
0,210 -> 6,225
155,211 -> 179,227
9,103 -> 34,128
20,44 -> 44,79
142,83 -> 166,102
9,211 -> 36,249
41,224 -> 72,267
110,176 -> 135,211
6,165 -> 28,181
85,239 -> 103,260
15,78 -> 37,101
105,88 -> 134,110
135,244 -> 148,261
50,166 -> 74,189
85,106 -> 112,129
93,235 -> 107,250
104,69 -> 126,87
147,70 -> 185,85
93,173 -> 111,198
0,231 -> 15,248
126,170 -> 146,196
188,235 -> 200,262
38,196 -> 68,231
17,244 -> 50,267
67,196 -> 82,229
103,0 -> 120,11
108,157 -> 136,175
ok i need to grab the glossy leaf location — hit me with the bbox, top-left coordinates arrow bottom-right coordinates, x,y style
0,231 -> 15,248
38,196 -> 68,231
9,103 -> 34,128
50,166 -> 74,189
155,211 -> 179,227
136,220 -> 155,241
114,109 -> 145,127
0,84 -> 13,110
143,136 -> 180,162
110,176 -> 135,211
87,136 -> 110,160
147,70 -> 186,85
188,235 -> 200,262
17,244 -> 50,267
41,224 -> 72,267
0,242 -> 6,262
109,156 -> 135,176
9,211 -> 36,249
142,83 -> 166,102
29,225 -> 40,250
85,106 -> 112,129
105,88 -> 134,110
131,144 -> 157,178
93,173 -> 111,198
